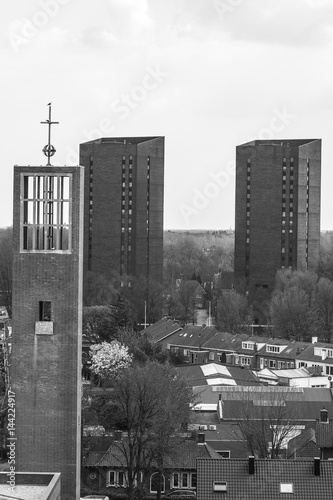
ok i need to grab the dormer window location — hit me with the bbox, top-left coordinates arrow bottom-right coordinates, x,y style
266,345 -> 281,353
242,342 -> 254,350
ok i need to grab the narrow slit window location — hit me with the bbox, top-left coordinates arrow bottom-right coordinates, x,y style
39,301 -> 51,321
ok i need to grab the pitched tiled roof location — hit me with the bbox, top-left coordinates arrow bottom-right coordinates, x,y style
236,335 -> 271,355
84,438 -> 221,469
142,317 -> 182,342
182,280 -> 207,296
287,427 -> 318,459
197,458 -> 333,499
201,331 -> 248,352
165,325 -> 217,349
192,386 -> 333,422
257,340 -> 310,359
83,451 -> 107,467
296,343 -> 333,365
177,363 -> 260,387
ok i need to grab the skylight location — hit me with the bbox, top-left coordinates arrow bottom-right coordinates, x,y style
201,364 -> 231,377
280,483 -> 293,493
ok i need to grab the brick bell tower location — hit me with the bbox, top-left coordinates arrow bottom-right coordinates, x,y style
11,106 -> 84,500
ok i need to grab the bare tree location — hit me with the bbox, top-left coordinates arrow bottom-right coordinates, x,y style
314,277 -> 333,343
216,289 -> 250,333
269,284 -> 317,341
108,361 -> 193,500
83,270 -> 118,307
227,387 -> 303,459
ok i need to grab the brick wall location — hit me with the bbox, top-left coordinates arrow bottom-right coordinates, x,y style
11,165 -> 84,500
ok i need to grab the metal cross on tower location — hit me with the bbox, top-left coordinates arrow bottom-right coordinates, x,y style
41,103 -> 59,165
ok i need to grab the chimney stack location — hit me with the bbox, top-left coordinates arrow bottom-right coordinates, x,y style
249,456 -> 255,475
197,432 -> 205,444
320,407 -> 329,423
314,457 -> 320,476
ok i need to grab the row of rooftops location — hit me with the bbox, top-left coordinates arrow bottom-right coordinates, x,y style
143,318 -> 333,365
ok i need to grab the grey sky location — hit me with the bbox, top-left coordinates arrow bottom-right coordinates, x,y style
1,0 -> 333,230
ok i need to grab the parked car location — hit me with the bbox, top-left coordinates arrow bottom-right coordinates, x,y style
163,490 -> 196,498
82,496 -> 109,500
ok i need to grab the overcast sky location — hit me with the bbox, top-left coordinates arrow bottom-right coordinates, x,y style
1,0 -> 333,230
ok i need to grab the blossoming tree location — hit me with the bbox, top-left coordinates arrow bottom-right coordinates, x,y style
90,340 -> 132,382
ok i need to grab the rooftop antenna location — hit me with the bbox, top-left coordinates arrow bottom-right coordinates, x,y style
41,103 -> 59,165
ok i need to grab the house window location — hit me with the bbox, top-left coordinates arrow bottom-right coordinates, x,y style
172,472 -> 196,489
22,174 -> 71,251
209,351 -> 215,361
269,360 -> 276,368
242,342 -> 254,350
217,451 -> 230,458
266,345 -> 281,353
106,470 -> 127,487
150,472 -> 165,493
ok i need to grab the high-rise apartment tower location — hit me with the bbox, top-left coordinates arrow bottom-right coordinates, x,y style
234,139 -> 321,307
79,137 -> 164,284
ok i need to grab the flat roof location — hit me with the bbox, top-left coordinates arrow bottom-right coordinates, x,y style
238,139 -> 320,147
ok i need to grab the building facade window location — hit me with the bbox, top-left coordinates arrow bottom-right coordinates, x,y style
39,301 -> 51,321
150,472 -> 165,493
172,472 -> 197,489
106,470 -> 127,488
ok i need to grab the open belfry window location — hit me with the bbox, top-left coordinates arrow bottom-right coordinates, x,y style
21,174 -> 71,251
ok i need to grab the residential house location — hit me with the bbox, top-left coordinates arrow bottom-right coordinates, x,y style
255,367 -> 330,387
199,331 -> 248,364
190,385 -> 333,458
295,341 -> 333,376
254,339 -> 310,371
82,435 -> 221,497
287,427 -> 319,459
164,325 -> 217,364
211,386 -> 333,426
189,419 -> 249,459
142,317 -> 182,343
233,335 -> 269,368
196,456 -> 333,499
